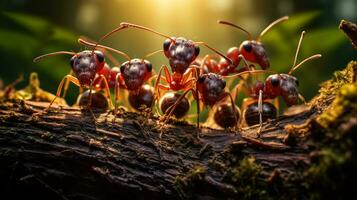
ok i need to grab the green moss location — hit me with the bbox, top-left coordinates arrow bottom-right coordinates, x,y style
317,83 -> 357,128
225,157 -> 270,200
173,165 -> 206,198
305,61 -> 357,199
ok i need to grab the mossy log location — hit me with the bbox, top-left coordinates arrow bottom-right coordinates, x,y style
0,62 -> 356,200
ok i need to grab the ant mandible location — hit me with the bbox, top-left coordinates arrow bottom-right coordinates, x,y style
95,22 -> 233,126
239,31 -> 321,135
78,38 -> 154,113
202,16 -> 289,76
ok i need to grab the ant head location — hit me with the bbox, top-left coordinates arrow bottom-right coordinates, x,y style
265,31 -> 321,106
197,73 -> 226,106
238,40 -> 269,69
120,59 -> 152,91
218,16 -> 288,69
163,37 -> 200,74
70,50 -> 105,86
265,74 -> 299,106
33,48 -> 106,87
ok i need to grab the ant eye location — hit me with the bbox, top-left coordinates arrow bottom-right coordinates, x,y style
163,39 -> 171,51
271,77 -> 280,87
295,79 -> 299,86
198,76 -> 206,83
120,64 -> 125,73
70,56 -> 75,67
147,63 -> 152,72
194,46 -> 200,56
243,43 -> 252,52
95,51 -> 105,63
222,80 -> 226,88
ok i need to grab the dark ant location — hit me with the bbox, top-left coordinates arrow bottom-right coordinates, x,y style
78,38 -> 154,113
201,16 -> 289,76
95,22 -> 233,126
238,31 -> 321,135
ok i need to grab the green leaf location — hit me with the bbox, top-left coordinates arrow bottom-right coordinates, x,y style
2,11 -> 52,36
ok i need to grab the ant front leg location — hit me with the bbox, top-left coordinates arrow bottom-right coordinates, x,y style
35,74 -> 81,116
298,93 -> 306,104
227,92 -> 241,132
113,74 -> 125,120
93,74 -> 114,109
154,65 -> 171,100
257,89 -> 263,137
62,70 -> 74,98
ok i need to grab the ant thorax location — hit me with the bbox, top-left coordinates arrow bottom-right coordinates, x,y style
70,50 -> 104,86
164,37 -> 199,74
239,40 -> 269,69
120,59 -> 152,92
265,74 -> 300,106
197,73 -> 226,107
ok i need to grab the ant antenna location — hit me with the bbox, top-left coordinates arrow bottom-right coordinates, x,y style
99,22 -> 175,44
33,51 -> 76,62
293,31 -> 306,67
217,20 -> 253,40
258,16 -> 289,41
288,54 -> 321,75
145,49 -> 164,58
223,70 -> 275,79
78,38 -> 131,61
195,41 -> 233,65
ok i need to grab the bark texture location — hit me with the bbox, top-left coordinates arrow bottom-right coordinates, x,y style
0,61 -> 356,200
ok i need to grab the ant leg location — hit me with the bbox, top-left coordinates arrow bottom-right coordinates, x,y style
226,92 -> 240,132
37,75 -> 80,115
273,98 -> 280,114
163,88 -> 195,122
62,70 -> 74,98
113,74 -> 122,120
154,65 -> 171,100
257,90 -> 263,137
298,93 -> 306,104
93,74 -> 114,109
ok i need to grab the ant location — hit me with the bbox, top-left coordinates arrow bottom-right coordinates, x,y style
32,41 -> 127,113
78,38 -> 154,114
95,22 -> 233,126
163,68 -> 267,130
238,31 -> 321,135
201,16 -> 289,76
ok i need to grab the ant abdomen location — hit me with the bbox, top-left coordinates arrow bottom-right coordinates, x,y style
159,92 -> 190,119
128,84 -> 154,111
244,102 -> 277,126
77,90 -> 109,111
213,102 -> 240,128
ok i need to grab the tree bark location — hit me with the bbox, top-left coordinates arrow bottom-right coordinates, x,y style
0,61 -> 356,199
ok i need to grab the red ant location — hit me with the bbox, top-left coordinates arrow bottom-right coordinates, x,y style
237,31 -> 321,135
33,44 -> 121,113
78,38 -> 154,113
201,16 -> 289,76
95,22 -> 233,126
